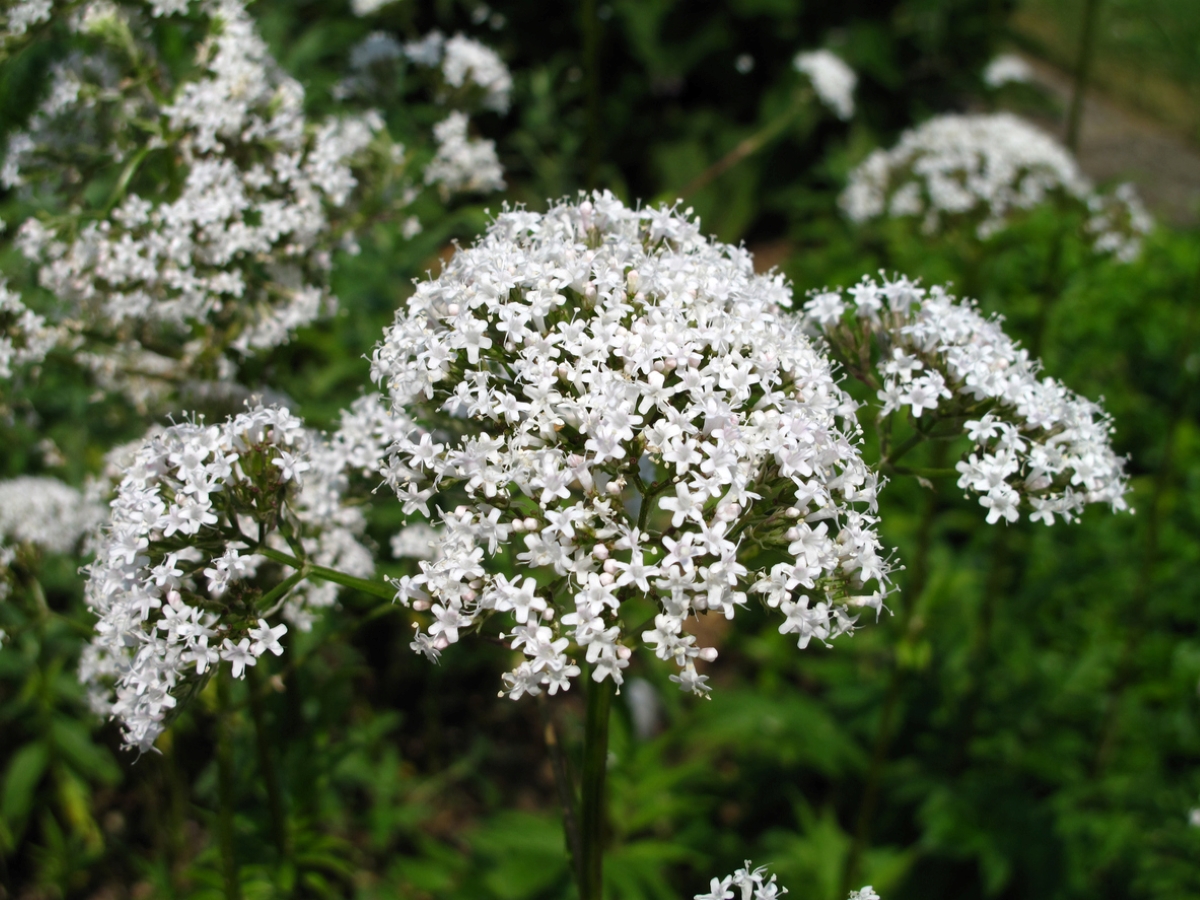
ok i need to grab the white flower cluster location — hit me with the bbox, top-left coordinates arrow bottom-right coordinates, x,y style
337,28 -> 512,116
425,111 -> 506,198
0,476 -> 103,600
694,862 -> 787,900
793,49 -> 856,121
0,278 -> 59,380
350,0 -> 399,15
5,0 -> 403,398
983,53 -> 1034,88
402,30 -> 512,113
839,113 -> 1152,258
805,275 -> 1129,525
80,404 -> 372,751
1085,182 -> 1154,263
1,0 -> 52,42
373,192 -> 890,702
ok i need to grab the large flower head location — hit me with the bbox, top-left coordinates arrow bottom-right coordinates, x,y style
839,113 -> 1151,259
372,192 -> 891,701
81,404 -> 372,751
805,275 -> 1130,524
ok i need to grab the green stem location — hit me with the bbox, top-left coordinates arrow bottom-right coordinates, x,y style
582,0 -> 600,189
539,697 -> 583,889
673,91 -> 809,201
245,666 -> 291,868
579,674 -> 615,900
1066,0 -> 1102,152
840,445 -> 944,897
215,669 -> 243,900
256,546 -> 395,601
1030,225 -> 1067,358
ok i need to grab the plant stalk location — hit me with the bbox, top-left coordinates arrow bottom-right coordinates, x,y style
215,668 -> 243,900
245,665 -> 291,866
1066,0 -> 1102,152
539,697 -> 583,888
256,546 -> 395,601
675,91 -> 808,201
579,673 -> 615,900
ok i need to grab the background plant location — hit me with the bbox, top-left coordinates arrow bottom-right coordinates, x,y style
0,0 -> 1197,899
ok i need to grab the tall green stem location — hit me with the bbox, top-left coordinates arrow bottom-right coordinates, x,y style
840,446 -> 944,897
579,674 -> 615,900
674,92 -> 808,201
1066,0 -> 1102,152
215,669 -> 243,900
582,0 -> 600,189
245,666 -> 291,868
539,698 -> 582,889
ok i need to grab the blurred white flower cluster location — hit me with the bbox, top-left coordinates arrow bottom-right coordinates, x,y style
0,277 -> 58,381
1,1 -> 508,406
805,275 -> 1130,524
80,404 -> 373,751
336,29 -> 509,200
983,53 -> 1034,88
839,113 -> 1152,259
0,476 -> 104,599
373,192 -> 891,701
793,49 -> 856,120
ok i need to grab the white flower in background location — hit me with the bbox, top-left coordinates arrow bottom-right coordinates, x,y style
379,29 -> 512,114
392,523 -> 442,560
793,49 -> 856,121
0,476 -> 103,555
1,0 -> 52,41
1085,182 -> 1154,263
4,0 -> 406,400
373,192 -> 891,702
80,404 -> 373,751
425,112 -> 506,197
440,33 -> 512,113
983,53 -> 1034,88
350,0 -> 399,15
804,274 -> 1130,525
839,112 -> 1152,259
695,862 -> 788,900
0,278 -> 60,379
848,889 -> 881,900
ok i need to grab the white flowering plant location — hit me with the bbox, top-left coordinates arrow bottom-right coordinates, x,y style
79,403 -> 388,752
373,192 -> 892,703
804,274 -> 1129,525
840,113 -> 1152,262
0,0 -> 507,409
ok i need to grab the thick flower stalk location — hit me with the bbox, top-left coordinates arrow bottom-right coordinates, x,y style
80,404 -> 375,752
373,192 -> 891,701
839,113 -> 1152,260
793,49 -> 856,121
2,0 -> 419,401
805,275 -> 1130,524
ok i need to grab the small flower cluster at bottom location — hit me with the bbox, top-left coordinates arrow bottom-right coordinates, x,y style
693,861 -> 880,900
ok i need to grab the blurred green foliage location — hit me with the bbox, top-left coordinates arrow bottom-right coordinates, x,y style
1,0 -> 1198,898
